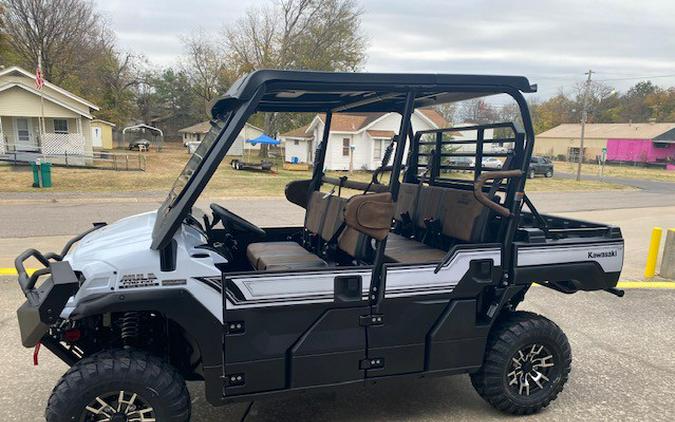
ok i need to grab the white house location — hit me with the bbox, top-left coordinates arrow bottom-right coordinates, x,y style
0,66 -> 99,158
280,109 -> 448,171
178,121 -> 265,155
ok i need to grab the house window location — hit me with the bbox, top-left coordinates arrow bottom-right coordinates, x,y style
16,118 -> 31,142
373,139 -> 383,160
342,138 -> 350,156
294,140 -> 300,145
53,119 -> 68,134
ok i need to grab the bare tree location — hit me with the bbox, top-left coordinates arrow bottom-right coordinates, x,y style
2,0 -> 110,83
222,0 -> 366,145
180,30 -> 228,117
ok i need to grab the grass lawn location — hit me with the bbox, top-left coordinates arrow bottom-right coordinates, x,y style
554,160 -> 675,182
0,144 -> 630,196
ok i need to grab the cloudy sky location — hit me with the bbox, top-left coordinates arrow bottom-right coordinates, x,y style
98,0 -> 675,99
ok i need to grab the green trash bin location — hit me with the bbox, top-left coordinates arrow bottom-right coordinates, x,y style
31,161 -> 41,188
40,162 -> 52,188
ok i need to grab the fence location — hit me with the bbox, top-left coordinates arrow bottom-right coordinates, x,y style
0,149 -> 146,171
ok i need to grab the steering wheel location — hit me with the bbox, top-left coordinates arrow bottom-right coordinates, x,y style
209,203 -> 266,238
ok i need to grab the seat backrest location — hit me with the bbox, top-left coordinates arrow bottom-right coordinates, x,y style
320,196 -> 348,241
439,189 -> 489,242
394,183 -> 420,223
305,191 -> 330,235
393,183 -> 492,243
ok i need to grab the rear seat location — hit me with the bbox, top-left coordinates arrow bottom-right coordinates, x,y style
385,182 -> 490,263
246,191 -> 352,271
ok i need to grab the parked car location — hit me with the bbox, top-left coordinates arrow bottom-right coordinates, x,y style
529,156 -> 554,178
481,156 -> 503,169
128,138 -> 151,151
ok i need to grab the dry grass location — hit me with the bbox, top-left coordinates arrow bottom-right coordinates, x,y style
0,144 -> 629,195
554,160 -> 675,182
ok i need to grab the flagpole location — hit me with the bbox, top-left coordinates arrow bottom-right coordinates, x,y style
38,50 -> 45,151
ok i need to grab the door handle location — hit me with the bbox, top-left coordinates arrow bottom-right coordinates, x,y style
334,275 -> 363,303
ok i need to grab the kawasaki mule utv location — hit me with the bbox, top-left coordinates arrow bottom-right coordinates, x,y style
15,70 -> 624,421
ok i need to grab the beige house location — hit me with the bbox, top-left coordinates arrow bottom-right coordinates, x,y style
0,66 -> 99,157
178,121 -> 265,155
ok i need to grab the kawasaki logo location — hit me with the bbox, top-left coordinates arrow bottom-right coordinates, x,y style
588,250 -> 617,259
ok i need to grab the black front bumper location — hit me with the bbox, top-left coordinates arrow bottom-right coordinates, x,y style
16,261 -> 79,347
15,224 -> 105,348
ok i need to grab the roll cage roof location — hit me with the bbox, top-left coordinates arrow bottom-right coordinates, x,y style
151,69 -> 537,250
211,70 -> 537,116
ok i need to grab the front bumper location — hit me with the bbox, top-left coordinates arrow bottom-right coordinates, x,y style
15,224 -> 105,348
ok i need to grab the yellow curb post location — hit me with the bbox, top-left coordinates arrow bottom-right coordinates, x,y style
644,227 -> 663,278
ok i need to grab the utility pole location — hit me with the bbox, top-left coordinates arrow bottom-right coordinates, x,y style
576,69 -> 593,182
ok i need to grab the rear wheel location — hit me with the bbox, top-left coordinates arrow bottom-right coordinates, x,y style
471,311 -> 571,415
46,349 -> 191,422
528,169 -> 536,179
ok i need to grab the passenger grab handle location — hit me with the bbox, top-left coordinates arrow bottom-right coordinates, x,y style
473,170 -> 523,217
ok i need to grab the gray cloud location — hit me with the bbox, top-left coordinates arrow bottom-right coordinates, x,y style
98,0 -> 675,99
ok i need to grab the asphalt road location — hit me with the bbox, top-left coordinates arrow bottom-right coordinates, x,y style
1,277 -> 672,421
2,186 -> 675,239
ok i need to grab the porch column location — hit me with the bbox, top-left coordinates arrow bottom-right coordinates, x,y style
77,117 -> 82,134
0,116 -> 4,154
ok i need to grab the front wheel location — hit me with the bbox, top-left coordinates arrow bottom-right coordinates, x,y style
46,349 -> 191,422
528,169 -> 536,179
471,311 -> 571,415
545,170 -> 553,178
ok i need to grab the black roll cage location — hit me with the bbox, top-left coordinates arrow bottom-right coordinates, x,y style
151,70 -> 537,291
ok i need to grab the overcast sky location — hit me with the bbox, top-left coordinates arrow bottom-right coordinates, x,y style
98,0 -> 675,100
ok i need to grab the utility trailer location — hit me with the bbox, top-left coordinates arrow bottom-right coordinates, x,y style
14,70 -> 624,421
230,158 -> 274,171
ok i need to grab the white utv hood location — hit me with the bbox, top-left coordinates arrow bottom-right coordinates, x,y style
61,210 -> 223,320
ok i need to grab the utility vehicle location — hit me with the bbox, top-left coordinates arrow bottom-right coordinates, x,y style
15,70 -> 624,421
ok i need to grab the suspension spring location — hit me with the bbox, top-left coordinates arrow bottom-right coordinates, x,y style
120,312 -> 140,346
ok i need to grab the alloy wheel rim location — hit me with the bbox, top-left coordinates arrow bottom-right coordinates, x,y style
80,390 -> 155,422
507,344 -> 556,397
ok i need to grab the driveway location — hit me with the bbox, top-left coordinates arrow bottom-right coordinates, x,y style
1,278 -> 672,421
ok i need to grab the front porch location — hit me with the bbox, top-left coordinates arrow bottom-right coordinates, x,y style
0,116 -> 88,161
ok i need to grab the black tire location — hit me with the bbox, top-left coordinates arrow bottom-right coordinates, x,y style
528,169 -> 536,179
471,311 -> 571,415
46,349 -> 191,422
545,170 -> 553,178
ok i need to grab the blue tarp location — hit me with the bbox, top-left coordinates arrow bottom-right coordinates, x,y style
246,134 -> 280,146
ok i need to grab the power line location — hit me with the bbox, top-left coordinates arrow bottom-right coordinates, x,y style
596,73 -> 675,82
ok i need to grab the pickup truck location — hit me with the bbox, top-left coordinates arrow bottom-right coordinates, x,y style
14,70 -> 623,421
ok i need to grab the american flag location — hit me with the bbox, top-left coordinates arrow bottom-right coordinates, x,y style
35,64 -> 45,90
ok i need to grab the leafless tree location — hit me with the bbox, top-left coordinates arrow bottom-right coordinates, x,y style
222,0 -> 366,144
1,0 -> 111,83
180,30 -> 227,117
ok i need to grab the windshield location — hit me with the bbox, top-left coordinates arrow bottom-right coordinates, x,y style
162,115 -> 230,211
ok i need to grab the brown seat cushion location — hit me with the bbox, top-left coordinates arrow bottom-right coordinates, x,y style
246,241 -> 327,271
384,234 -> 446,264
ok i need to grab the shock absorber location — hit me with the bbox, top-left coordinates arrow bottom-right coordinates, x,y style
120,312 -> 140,347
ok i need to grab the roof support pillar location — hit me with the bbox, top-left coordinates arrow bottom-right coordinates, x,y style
309,111 -> 332,192
388,91 -> 415,201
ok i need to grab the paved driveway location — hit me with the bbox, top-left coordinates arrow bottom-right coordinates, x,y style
1,278 -> 672,421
